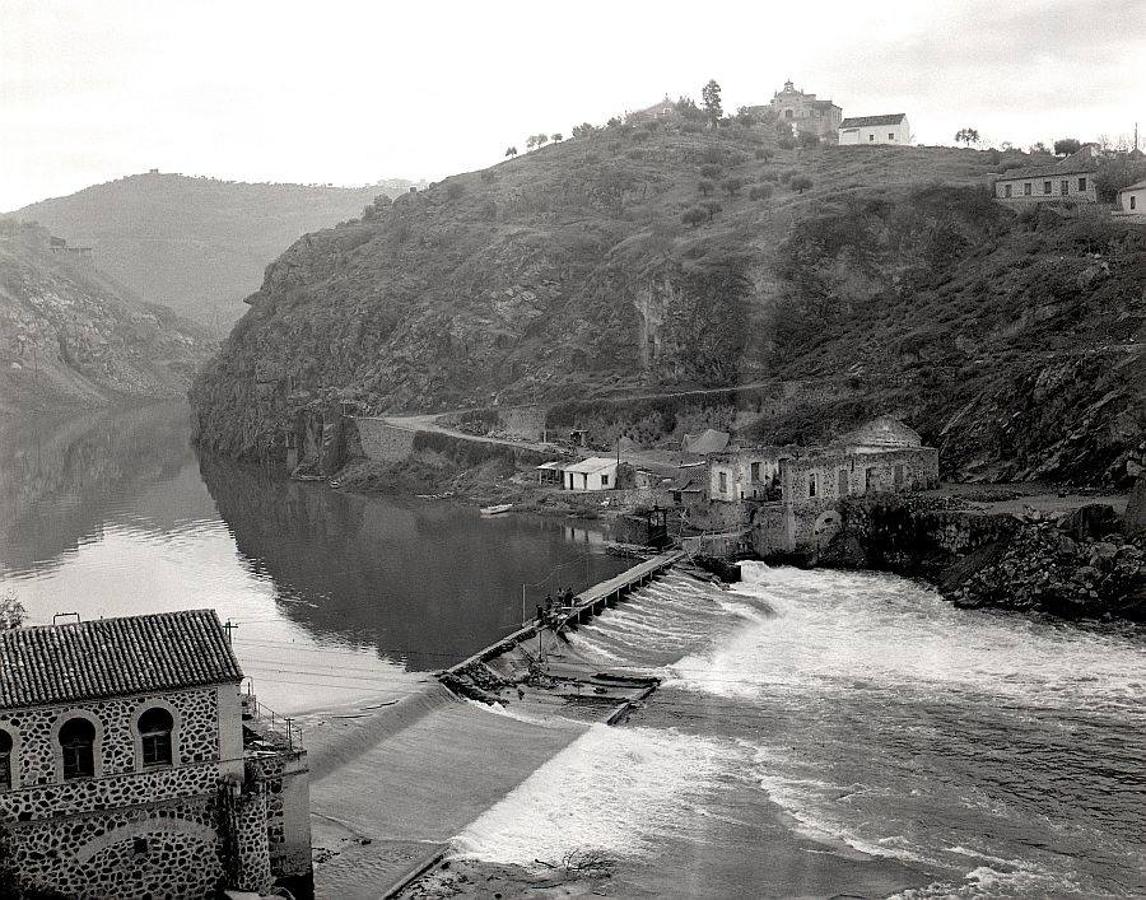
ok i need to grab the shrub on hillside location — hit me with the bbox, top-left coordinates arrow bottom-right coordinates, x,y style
700,147 -> 726,165
721,177 -> 743,197
699,163 -> 722,179
682,206 -> 707,228
754,148 -> 772,161
790,175 -> 814,194
698,179 -> 715,197
798,132 -> 820,149
480,170 -> 496,184
777,135 -> 797,150
779,168 -> 797,184
701,200 -> 723,221
749,184 -> 774,201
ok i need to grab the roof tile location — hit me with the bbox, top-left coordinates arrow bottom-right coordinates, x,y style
0,610 -> 243,709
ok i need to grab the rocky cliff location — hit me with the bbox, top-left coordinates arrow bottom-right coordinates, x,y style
0,221 -> 212,413
188,118 -> 1146,487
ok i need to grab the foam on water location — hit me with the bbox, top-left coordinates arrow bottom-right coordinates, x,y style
454,724 -> 735,868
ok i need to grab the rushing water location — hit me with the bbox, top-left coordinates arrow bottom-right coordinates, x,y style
0,402 -> 626,714
459,566 -> 1146,897
4,403 -> 1144,896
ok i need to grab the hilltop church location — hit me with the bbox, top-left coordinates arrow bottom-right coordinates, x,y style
768,80 -> 843,143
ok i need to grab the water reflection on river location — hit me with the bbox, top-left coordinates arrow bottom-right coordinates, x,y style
0,402 -> 625,713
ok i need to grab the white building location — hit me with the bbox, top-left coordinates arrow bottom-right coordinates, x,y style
560,457 -> 618,491
1117,178 -> 1146,214
838,114 -> 911,146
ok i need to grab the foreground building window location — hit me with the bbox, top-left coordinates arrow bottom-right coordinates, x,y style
59,717 -> 96,779
138,707 -> 174,767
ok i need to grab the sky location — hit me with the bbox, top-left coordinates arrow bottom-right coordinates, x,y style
1,0 -> 1144,210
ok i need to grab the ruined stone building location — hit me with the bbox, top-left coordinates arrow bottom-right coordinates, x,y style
0,610 -> 311,899
768,80 -> 843,141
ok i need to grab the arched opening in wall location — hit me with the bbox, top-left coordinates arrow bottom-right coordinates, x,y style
813,510 -> 842,545
784,109 -> 794,119
59,718 -> 96,779
138,707 -> 174,768
0,730 -> 12,790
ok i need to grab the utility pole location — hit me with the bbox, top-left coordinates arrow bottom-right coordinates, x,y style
521,584 -> 526,627
223,619 -> 238,645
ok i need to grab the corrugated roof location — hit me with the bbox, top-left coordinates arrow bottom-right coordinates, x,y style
0,610 -> 243,709
994,149 -> 1098,181
839,114 -> 907,128
561,456 -> 617,475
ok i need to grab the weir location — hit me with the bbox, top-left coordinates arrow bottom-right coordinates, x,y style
440,550 -> 685,680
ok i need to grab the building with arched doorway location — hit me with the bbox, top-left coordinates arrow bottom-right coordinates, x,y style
0,609 -> 312,898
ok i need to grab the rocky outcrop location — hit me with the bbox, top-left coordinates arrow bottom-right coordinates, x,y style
819,496 -> 1146,622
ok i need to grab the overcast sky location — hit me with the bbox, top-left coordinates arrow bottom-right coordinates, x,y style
1,0 -> 1143,210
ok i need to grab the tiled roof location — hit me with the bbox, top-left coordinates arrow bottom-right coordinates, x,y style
994,149 -> 1098,181
1119,179 -> 1146,192
0,610 -> 243,709
839,114 -> 907,128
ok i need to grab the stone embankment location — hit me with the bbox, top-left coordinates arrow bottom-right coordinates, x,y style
815,482 -> 1146,622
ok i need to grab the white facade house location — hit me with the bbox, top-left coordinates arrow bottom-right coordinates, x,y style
838,114 -> 911,146
560,456 -> 618,491
1117,179 -> 1146,214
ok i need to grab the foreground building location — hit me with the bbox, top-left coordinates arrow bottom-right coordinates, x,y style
0,610 -> 311,899
1116,178 -> 1146,214
559,456 -> 618,491
838,114 -> 911,146
993,149 -> 1098,203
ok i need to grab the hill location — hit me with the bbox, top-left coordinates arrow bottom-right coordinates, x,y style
9,173 -> 420,331
0,221 -> 214,413
188,116 -> 1146,487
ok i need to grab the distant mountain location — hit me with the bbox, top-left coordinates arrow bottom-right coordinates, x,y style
8,173 -> 420,331
0,220 -> 213,413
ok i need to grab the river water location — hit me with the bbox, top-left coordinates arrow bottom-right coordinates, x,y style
0,402 -> 626,713
3,403 -> 1144,897
458,566 -> 1146,897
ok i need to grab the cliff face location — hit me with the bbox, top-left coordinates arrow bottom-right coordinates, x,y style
188,121 -> 1146,487
10,173 -> 419,329
0,221 -> 213,413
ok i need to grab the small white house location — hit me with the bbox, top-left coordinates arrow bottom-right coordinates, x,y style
838,114 -> 911,146
561,456 -> 618,491
1117,179 -> 1146,214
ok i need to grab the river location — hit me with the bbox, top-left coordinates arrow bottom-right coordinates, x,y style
0,402 -> 627,714
2,402 -> 1143,897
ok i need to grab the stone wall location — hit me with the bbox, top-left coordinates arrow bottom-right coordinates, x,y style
497,405 -> 547,442
0,686 -> 221,793
7,793 -> 225,898
351,418 -> 418,462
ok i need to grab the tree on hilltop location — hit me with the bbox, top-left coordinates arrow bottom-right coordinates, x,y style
552,133 -> 563,143
702,80 -> 723,123
572,122 -> 596,138
955,128 -> 980,147
1054,138 -> 1082,156
0,590 -> 25,630
505,146 -> 518,157
790,174 -> 813,193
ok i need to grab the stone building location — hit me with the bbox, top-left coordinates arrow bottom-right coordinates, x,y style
707,447 -> 789,502
993,148 -> 1098,203
0,610 -> 311,899
768,80 -> 842,141
838,114 -> 911,146
743,418 -> 939,557
1116,178 -> 1146,214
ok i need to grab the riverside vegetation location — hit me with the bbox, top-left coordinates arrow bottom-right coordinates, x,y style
189,104 -> 1145,492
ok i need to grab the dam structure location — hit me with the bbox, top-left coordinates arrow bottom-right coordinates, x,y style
303,551 -> 692,897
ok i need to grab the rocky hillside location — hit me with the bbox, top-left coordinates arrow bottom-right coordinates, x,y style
0,221 -> 213,413
9,173 -> 419,330
189,114 -> 1146,487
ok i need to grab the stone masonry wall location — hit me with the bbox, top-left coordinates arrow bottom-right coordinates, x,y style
497,405 -> 547,442
351,418 -> 417,462
9,793 -> 225,899
0,687 -> 219,793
